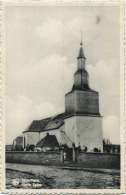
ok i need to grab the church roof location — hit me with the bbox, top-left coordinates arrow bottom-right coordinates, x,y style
35,134 -> 59,148
43,113 -> 64,131
77,46 -> 86,59
23,118 -> 51,133
23,113 -> 65,133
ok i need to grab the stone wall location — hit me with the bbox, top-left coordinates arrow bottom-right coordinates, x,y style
77,152 -> 120,169
6,152 -> 120,169
6,151 -> 61,166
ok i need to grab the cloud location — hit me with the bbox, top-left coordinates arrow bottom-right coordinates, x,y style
86,58 -> 120,117
86,59 -> 120,144
6,54 -> 76,144
7,54 -> 76,106
6,96 -> 33,144
33,102 -> 62,120
103,115 -> 120,144
6,95 -> 63,144
35,20 -> 64,45
35,18 -> 98,47
34,12 -> 119,49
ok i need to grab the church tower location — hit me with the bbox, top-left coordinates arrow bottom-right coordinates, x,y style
64,40 -> 103,152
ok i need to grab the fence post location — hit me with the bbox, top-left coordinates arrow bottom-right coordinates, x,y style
60,149 -> 64,163
73,148 -> 77,163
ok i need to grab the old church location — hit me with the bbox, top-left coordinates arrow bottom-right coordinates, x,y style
14,40 -> 103,152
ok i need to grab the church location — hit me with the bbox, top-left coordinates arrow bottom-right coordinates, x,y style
15,40 -> 103,152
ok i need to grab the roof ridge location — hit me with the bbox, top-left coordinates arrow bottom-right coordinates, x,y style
50,113 -> 65,121
33,117 -> 51,122
23,112 -> 65,133
40,118 -> 51,131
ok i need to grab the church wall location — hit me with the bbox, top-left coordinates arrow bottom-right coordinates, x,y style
65,90 -> 99,116
40,125 -> 66,145
75,116 -> 103,152
64,115 -> 103,152
64,117 -> 76,147
23,132 -> 40,146
65,91 -> 75,115
76,91 -> 99,115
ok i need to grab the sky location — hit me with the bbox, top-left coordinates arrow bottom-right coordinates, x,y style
5,5 -> 120,144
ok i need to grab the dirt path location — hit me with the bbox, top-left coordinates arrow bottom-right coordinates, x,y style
6,163 -> 120,189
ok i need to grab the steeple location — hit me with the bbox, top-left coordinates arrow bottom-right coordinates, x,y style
65,39 -> 100,117
72,40 -> 90,91
77,41 -> 86,59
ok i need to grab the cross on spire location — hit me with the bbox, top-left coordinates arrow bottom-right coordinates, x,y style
77,28 -> 86,59
79,27 -> 83,46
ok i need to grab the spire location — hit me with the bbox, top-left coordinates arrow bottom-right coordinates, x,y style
72,33 -> 89,91
77,46 -> 86,59
77,31 -> 86,59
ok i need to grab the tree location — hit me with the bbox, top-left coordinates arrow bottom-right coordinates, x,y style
103,139 -> 111,146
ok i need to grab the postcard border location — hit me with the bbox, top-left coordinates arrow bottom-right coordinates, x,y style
1,0 -> 125,194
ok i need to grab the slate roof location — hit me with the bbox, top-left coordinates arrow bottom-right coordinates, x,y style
35,134 -> 59,148
23,113 -> 65,133
43,113 -> 65,131
77,47 -> 86,59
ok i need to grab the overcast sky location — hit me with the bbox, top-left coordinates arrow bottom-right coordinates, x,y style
5,5 -> 120,144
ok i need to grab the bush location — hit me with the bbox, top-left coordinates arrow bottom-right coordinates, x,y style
26,144 -> 35,151
14,145 -> 23,151
93,148 -> 99,152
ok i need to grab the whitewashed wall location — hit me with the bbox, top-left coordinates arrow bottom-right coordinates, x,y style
24,132 -> 40,146
65,116 -> 103,152
40,125 -> 66,145
64,117 -> 76,147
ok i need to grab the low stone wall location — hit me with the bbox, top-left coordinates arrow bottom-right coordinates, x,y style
77,152 -> 120,169
6,151 -> 61,166
6,151 -> 120,169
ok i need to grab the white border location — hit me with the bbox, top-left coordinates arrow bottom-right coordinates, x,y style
1,0 -> 125,194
